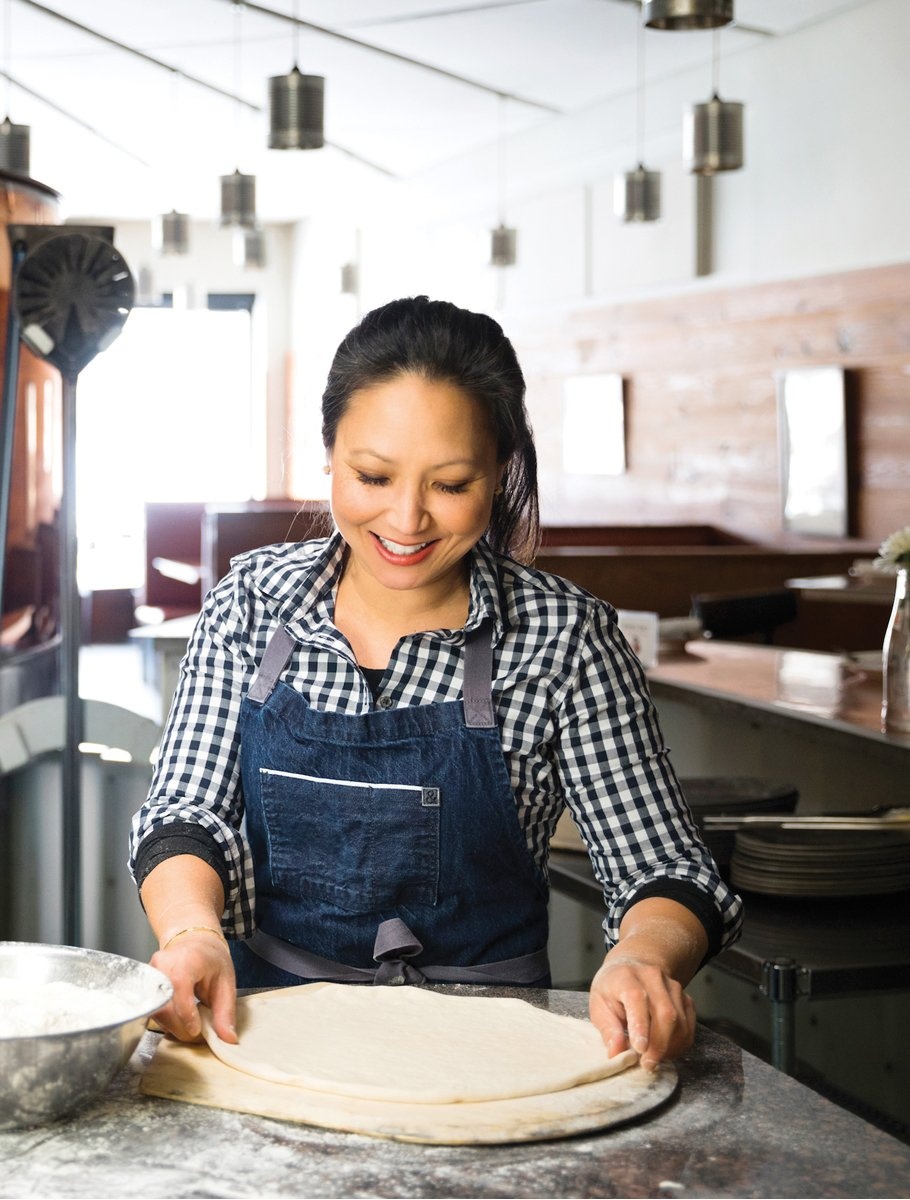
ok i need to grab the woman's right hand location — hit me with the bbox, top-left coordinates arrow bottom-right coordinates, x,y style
139,856 -> 239,1043
150,930 -> 238,1044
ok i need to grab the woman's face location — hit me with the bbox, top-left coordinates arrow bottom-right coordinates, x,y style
329,372 -> 501,599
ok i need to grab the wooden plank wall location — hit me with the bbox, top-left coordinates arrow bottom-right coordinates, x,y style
509,262 -> 910,543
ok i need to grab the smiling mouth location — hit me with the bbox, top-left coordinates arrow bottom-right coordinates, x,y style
375,534 -> 433,556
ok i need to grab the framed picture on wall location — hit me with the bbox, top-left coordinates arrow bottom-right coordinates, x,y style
777,366 -> 850,538
562,374 -> 626,476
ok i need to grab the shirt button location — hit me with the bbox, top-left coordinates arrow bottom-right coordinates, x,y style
377,695 -> 393,710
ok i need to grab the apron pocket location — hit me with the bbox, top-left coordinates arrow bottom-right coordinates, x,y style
259,768 -> 440,914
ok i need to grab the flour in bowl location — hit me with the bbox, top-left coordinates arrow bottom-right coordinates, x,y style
0,979 -> 135,1038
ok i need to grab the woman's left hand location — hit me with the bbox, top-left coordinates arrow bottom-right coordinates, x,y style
587,896 -> 707,1069
589,950 -> 696,1069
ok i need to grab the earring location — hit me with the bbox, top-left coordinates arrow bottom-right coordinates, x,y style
323,465 -> 331,475
494,485 -> 504,495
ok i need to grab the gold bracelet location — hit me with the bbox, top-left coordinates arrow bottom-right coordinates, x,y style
161,925 -> 226,952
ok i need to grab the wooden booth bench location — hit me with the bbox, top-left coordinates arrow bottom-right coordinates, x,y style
535,526 -> 885,652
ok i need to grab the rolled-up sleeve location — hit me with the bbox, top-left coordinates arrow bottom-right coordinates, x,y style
554,600 -> 742,952
128,572 -> 258,937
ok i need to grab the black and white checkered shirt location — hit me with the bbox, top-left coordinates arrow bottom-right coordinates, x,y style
130,534 -> 742,953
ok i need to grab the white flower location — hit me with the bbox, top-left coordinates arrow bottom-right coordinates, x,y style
874,526 -> 910,573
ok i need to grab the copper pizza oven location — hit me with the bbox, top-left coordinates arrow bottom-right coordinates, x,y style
0,167 -> 62,712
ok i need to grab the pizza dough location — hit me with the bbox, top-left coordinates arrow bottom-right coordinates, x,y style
143,1034 -> 674,1145
200,983 -> 638,1105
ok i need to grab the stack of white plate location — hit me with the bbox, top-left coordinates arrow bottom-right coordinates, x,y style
730,828 -> 910,897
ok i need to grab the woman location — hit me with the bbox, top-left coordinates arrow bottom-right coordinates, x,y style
130,296 -> 742,1070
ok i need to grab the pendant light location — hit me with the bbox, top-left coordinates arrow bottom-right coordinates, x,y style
220,1 -> 257,228
0,115 -> 29,175
220,168 -> 257,227
614,166 -> 661,224
341,228 -> 361,302
135,264 -> 156,306
615,20 -> 661,222
269,1 -> 324,150
233,225 -> 266,269
643,0 -> 733,31
0,1 -> 29,175
490,224 -> 517,268
489,95 -> 517,267
154,209 -> 190,255
269,67 -> 324,149
684,29 -> 744,174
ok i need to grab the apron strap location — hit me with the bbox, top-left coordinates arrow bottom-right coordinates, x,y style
247,625 -> 297,703
248,619 -> 498,730
247,918 -> 549,986
248,928 -> 376,982
462,620 -> 496,729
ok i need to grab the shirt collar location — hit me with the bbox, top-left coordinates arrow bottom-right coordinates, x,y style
466,537 -> 511,643
246,530 -> 510,642
244,533 -> 345,636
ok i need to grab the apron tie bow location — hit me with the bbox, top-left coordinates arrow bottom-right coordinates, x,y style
372,917 -> 426,986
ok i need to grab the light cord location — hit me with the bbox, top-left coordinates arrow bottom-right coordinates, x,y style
496,92 -> 507,225
4,0 -> 11,114
635,18 -> 646,164
712,27 -> 721,97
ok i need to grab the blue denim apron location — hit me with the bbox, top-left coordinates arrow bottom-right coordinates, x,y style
232,621 -> 551,988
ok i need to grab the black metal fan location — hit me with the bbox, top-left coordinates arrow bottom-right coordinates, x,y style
5,226 -> 134,946
15,232 -> 134,381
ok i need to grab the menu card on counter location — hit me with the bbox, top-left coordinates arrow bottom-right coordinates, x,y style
616,609 -> 659,668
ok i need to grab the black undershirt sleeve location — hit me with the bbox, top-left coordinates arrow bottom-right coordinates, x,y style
133,821 -> 231,909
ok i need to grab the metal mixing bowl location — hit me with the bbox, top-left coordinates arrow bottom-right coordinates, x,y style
0,941 -> 172,1129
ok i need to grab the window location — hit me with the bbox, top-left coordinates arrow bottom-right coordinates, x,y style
77,306 -> 254,590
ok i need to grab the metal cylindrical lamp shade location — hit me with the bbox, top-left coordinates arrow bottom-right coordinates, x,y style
135,264 -> 156,306
155,210 -> 190,255
340,261 -> 358,294
269,67 -> 325,150
490,224 -> 517,267
220,169 -> 257,228
0,117 -> 30,176
684,95 -> 744,173
233,226 -> 266,269
614,166 -> 661,222
643,0 -> 733,29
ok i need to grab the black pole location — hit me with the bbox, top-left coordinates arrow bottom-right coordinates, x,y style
60,373 -> 82,947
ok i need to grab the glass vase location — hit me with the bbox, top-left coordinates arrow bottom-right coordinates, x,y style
882,567 -> 910,734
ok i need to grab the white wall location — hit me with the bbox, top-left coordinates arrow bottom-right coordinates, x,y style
284,0 -> 910,499
77,0 -> 910,502
294,0 -> 910,313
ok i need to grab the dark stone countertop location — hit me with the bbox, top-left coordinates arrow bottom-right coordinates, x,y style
2,988 -> 909,1199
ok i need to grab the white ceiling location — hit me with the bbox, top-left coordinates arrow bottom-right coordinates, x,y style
1,0 -> 876,224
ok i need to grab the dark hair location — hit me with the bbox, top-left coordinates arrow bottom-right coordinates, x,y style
321,296 -> 539,563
